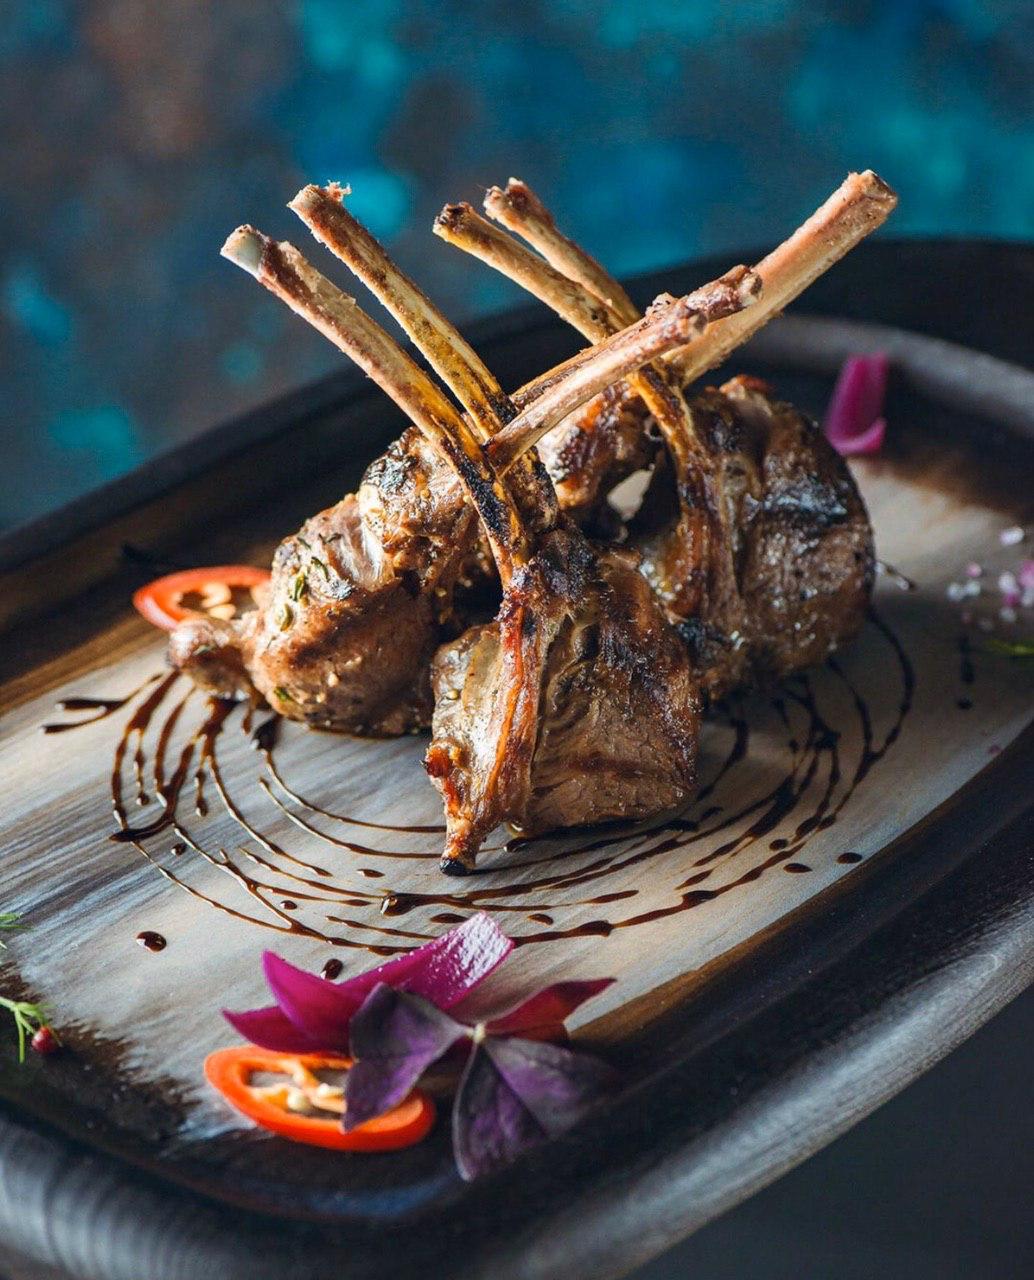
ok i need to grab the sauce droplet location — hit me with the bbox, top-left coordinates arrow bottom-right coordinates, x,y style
784,862 -> 811,874
135,931 -> 167,952
837,851 -> 863,864
320,958 -> 344,980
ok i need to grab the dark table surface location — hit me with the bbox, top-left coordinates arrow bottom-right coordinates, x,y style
635,986 -> 1033,1280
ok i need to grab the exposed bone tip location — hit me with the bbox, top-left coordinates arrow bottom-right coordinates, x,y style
288,182 -> 352,221
221,225 -> 266,274
433,203 -> 469,235
439,851 -> 475,876
287,184 -> 323,215
852,169 -> 898,205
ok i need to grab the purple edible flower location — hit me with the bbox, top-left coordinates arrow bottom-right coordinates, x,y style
344,980 -> 618,1180
823,353 -> 888,456
223,912 -> 512,1053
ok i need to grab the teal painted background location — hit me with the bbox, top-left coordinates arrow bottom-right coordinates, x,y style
1,0 -> 1031,530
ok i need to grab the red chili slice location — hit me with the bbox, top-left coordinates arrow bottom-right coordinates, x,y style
133,566 -> 271,631
204,1046 -> 434,1151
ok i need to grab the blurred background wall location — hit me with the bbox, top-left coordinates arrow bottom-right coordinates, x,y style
1,0 -> 1032,529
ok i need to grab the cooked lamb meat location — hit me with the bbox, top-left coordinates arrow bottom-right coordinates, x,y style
173,173 -> 894,743
173,198 -> 731,734
170,182 -> 551,731
442,170 -> 895,699
427,523 -> 700,874
170,428 -> 474,732
423,301 -> 716,871
633,375 -> 874,699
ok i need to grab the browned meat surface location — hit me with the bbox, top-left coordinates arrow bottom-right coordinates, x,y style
534,383 -> 655,534
633,376 -> 874,699
171,428 -> 476,733
170,217 -> 712,737
426,523 -> 700,873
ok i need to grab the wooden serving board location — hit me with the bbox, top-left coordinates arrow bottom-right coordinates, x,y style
1,244 -> 1032,1280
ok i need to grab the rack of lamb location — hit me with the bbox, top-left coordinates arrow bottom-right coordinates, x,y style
437,171 -> 893,697
170,172 -> 893,729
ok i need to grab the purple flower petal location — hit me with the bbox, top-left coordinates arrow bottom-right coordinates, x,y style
399,912 -> 513,1008
224,913 -> 512,1050
824,353 -> 889,456
451,1044 -> 546,1181
222,1004 -> 327,1054
262,951 -> 363,1048
484,1035 -> 620,1138
486,979 -> 615,1041
343,986 -> 466,1131
452,1036 -> 620,1180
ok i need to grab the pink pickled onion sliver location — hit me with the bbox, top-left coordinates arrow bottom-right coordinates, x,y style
224,912 -> 513,1053
486,979 -> 615,1039
823,353 -> 888,456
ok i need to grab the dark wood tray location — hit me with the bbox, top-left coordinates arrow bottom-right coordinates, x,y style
0,240 -> 1031,1280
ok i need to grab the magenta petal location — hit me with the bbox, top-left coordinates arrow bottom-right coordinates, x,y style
222,1004 -> 326,1054
397,911 -> 514,1007
262,951 -> 362,1048
486,979 -> 615,1038
229,914 -> 512,1053
845,415 -> 886,455
824,353 -> 889,456
326,911 -> 512,1012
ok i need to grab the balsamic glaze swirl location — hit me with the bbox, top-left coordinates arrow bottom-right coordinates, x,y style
46,613 -> 914,954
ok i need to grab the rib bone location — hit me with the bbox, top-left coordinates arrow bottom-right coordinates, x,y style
484,177 -> 639,324
221,226 -> 528,580
486,294 -> 708,470
482,172 -> 895,463
668,170 -> 897,384
289,184 -> 511,437
434,203 -> 624,342
441,190 -> 752,479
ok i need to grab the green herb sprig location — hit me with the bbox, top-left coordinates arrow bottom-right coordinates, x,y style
0,912 -> 24,949
0,997 -> 46,1062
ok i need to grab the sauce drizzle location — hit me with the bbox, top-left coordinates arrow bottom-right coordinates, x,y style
51,611 -> 915,954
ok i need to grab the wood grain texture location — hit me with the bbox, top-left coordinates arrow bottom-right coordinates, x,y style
0,243 -> 1032,1279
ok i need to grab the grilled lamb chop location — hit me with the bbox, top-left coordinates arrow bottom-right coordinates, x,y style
170,186 -> 751,729
438,170 -> 893,697
169,426 -> 475,732
420,322 -> 708,871
633,374 -> 874,698
172,198 -> 736,733
427,523 -> 700,874
173,173 -> 893,734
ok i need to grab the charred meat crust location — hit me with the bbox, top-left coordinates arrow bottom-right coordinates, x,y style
427,524 -> 701,871
169,379 -> 873,730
